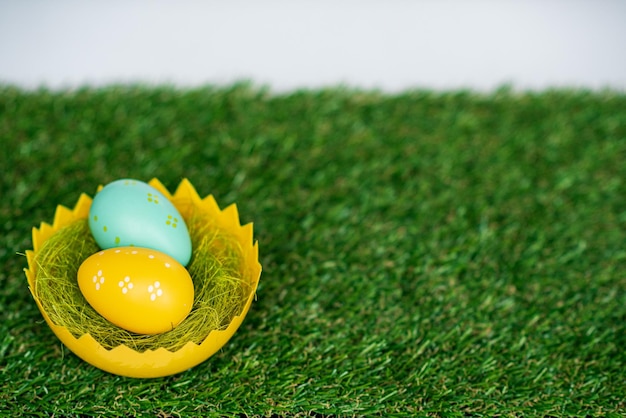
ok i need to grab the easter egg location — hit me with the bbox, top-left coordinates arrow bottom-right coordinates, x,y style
88,179 -> 192,266
77,247 -> 195,335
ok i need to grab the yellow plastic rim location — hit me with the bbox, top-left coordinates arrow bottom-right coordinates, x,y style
24,178 -> 261,378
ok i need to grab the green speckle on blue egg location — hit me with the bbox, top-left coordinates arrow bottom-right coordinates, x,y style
88,179 -> 192,266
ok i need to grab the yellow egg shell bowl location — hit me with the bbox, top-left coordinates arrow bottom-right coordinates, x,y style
24,178 -> 261,378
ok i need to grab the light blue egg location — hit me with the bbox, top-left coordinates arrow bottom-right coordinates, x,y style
88,179 -> 192,266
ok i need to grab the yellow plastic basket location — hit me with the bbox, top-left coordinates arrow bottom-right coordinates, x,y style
24,178 -> 261,378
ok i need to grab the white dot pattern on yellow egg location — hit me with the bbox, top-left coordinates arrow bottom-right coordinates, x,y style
91,270 -> 105,290
77,247 -> 195,335
148,281 -> 163,301
118,276 -> 134,294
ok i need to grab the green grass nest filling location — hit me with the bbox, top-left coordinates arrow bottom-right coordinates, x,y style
33,209 -> 252,353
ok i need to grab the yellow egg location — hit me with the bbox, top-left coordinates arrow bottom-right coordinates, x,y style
77,247 -> 194,335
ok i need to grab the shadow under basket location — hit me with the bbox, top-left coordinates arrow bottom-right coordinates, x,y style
24,178 -> 261,378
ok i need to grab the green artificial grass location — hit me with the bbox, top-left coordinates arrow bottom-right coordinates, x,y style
1,84 -> 625,416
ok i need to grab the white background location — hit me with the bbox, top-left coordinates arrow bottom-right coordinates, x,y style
1,0 -> 625,92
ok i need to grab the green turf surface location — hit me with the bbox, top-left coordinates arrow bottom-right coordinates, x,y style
1,84 -> 625,416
